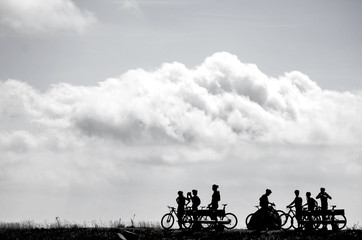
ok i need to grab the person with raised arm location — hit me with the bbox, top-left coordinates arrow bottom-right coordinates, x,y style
316,187 -> 332,230
176,191 -> 190,229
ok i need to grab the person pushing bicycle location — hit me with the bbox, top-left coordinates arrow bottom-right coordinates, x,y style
259,189 -> 275,227
287,190 -> 303,228
260,189 -> 274,210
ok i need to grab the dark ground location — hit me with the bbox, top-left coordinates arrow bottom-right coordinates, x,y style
0,228 -> 361,240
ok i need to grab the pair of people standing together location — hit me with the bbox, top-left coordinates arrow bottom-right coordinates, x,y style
176,184 -> 220,229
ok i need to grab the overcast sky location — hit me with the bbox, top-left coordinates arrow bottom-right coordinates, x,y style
0,0 -> 361,228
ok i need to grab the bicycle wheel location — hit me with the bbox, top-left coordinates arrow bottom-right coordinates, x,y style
291,216 -> 300,229
301,215 -> 321,230
182,215 -> 193,229
161,213 -> 174,229
223,213 -> 238,229
245,213 -> 253,229
312,215 -> 322,230
199,215 -> 212,229
333,215 -> 347,230
277,212 -> 286,226
278,213 -> 289,230
281,214 -> 292,230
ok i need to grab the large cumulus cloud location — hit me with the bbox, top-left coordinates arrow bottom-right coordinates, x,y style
1,52 -> 361,149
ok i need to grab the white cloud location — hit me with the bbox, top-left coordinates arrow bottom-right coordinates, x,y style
0,52 -> 361,225
1,52 -> 362,151
0,0 -> 96,34
119,0 -> 142,15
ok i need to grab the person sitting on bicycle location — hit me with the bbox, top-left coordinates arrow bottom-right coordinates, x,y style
316,187 -> 332,230
176,191 -> 190,229
287,190 -> 303,228
208,184 -> 220,220
259,189 -> 275,225
260,189 -> 274,209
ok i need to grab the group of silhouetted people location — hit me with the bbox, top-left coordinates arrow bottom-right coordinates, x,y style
176,184 -> 220,229
175,185 -> 334,230
262,187 -> 332,230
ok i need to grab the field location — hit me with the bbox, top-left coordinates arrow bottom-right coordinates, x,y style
0,227 -> 362,240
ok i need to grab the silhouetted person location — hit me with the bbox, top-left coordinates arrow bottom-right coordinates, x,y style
304,192 -> 317,212
316,187 -> 332,230
259,189 -> 274,227
302,191 -> 318,230
208,184 -> 220,220
188,189 -> 201,229
287,190 -> 303,228
187,189 -> 201,219
190,190 -> 201,210
208,184 -> 220,210
176,191 -> 189,229
260,189 -> 274,209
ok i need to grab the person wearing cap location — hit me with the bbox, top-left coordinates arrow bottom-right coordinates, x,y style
176,191 -> 189,229
316,187 -> 332,229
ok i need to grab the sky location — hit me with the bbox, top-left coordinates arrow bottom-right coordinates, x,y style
0,0 -> 361,228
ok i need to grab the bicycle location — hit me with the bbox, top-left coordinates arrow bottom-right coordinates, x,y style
282,206 -> 320,230
299,205 -> 346,231
160,205 -> 194,229
183,204 -> 238,230
316,205 -> 347,230
329,205 -> 347,230
160,206 -> 178,229
246,204 -> 287,230
282,206 -> 304,230
245,206 -> 259,228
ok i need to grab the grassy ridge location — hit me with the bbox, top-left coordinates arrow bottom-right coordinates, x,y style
0,228 -> 361,240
